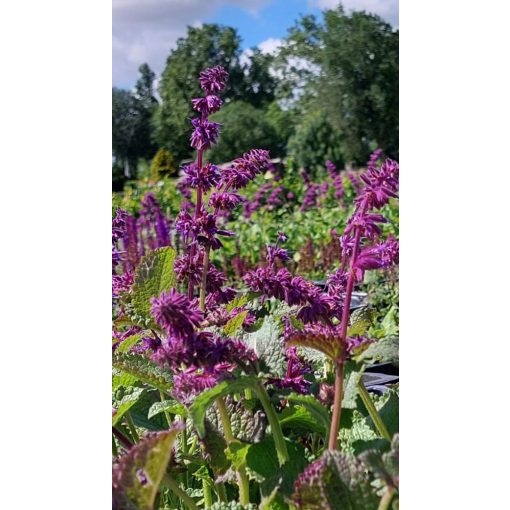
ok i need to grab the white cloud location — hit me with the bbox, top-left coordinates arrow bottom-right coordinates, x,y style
258,37 -> 283,55
112,0 -> 270,88
309,0 -> 398,27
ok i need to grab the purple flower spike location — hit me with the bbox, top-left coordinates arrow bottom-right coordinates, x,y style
150,289 -> 203,337
199,66 -> 229,94
183,162 -> 221,191
190,118 -> 221,150
191,95 -> 223,115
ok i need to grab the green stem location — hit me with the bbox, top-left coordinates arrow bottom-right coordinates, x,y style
202,479 -> 213,508
181,417 -> 189,455
253,382 -> 289,465
244,388 -> 253,400
215,397 -> 250,505
377,487 -> 395,510
163,474 -> 198,510
159,390 -> 173,429
125,412 -> 139,443
112,435 -> 118,456
358,382 -> 391,441
215,482 -> 228,503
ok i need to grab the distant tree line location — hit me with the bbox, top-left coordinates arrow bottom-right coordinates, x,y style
112,4 -> 398,187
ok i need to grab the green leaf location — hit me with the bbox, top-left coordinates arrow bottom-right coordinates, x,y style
112,424 -> 183,510
147,400 -> 187,420
240,314 -> 287,376
357,336 -> 399,367
342,366 -> 362,409
188,376 -> 262,437
129,247 -> 177,325
279,405 -> 325,435
112,369 -> 140,391
207,395 -> 266,443
112,353 -> 173,392
113,387 -> 145,426
286,393 -> 331,436
244,437 -> 307,498
225,294 -> 250,312
129,390 -> 172,431
292,450 -> 379,510
223,310 -> 248,336
366,390 -> 399,437
116,334 -> 143,354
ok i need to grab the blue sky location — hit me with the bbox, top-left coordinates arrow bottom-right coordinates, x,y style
113,0 -> 398,89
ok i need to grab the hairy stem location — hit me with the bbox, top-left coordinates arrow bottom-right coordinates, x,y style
328,362 -> 344,450
199,246 -> 210,311
377,486 -> 395,510
215,397 -> 250,505
187,149 -> 204,299
124,411 -> 139,442
112,426 -> 133,449
358,382 -> 391,440
202,479 -> 212,508
254,382 -> 289,465
215,482 -> 228,503
159,390 -> 173,429
163,474 -> 198,510
329,222 -> 363,450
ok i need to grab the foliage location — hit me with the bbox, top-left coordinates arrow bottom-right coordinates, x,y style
112,64 -> 398,510
287,110 -> 344,174
150,148 -> 177,180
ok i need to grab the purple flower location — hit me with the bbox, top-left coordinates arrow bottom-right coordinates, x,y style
191,95 -> 223,114
208,191 -> 244,211
199,66 -> 228,94
243,266 -> 291,302
358,158 -> 399,209
266,244 -> 290,265
277,231 -> 288,243
269,347 -> 312,394
354,237 -> 399,281
183,162 -> 221,191
172,367 -> 222,404
220,149 -> 271,189
325,160 -> 338,177
112,208 -> 127,244
174,253 -> 202,286
347,171 -> 362,194
300,183 -> 319,211
150,289 -> 203,336
190,118 -> 221,150
138,193 -> 170,248
333,174 -> 344,200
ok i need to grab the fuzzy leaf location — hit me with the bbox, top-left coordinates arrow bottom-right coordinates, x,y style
129,247 -> 177,325
207,395 -> 266,443
279,405 -> 325,435
286,329 -> 342,363
223,310 -> 248,336
239,315 -> 287,376
357,336 -> 399,366
147,400 -> 187,420
116,334 -> 143,354
112,424 -> 183,510
286,394 -> 331,436
129,390 -> 171,431
342,366 -> 363,409
188,376 -> 262,437
113,387 -> 145,426
360,434 -> 399,489
225,294 -> 250,312
112,353 -> 173,392
202,419 -> 230,474
244,437 -> 307,499
292,450 -> 379,510
112,369 -> 140,391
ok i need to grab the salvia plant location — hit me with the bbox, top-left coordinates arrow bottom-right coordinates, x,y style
113,66 -> 399,510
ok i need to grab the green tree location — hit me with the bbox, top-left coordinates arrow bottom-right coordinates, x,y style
112,64 -> 158,179
286,110 -> 344,174
153,24 -> 277,161
279,6 -> 398,163
150,148 -> 176,180
209,101 -> 279,163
